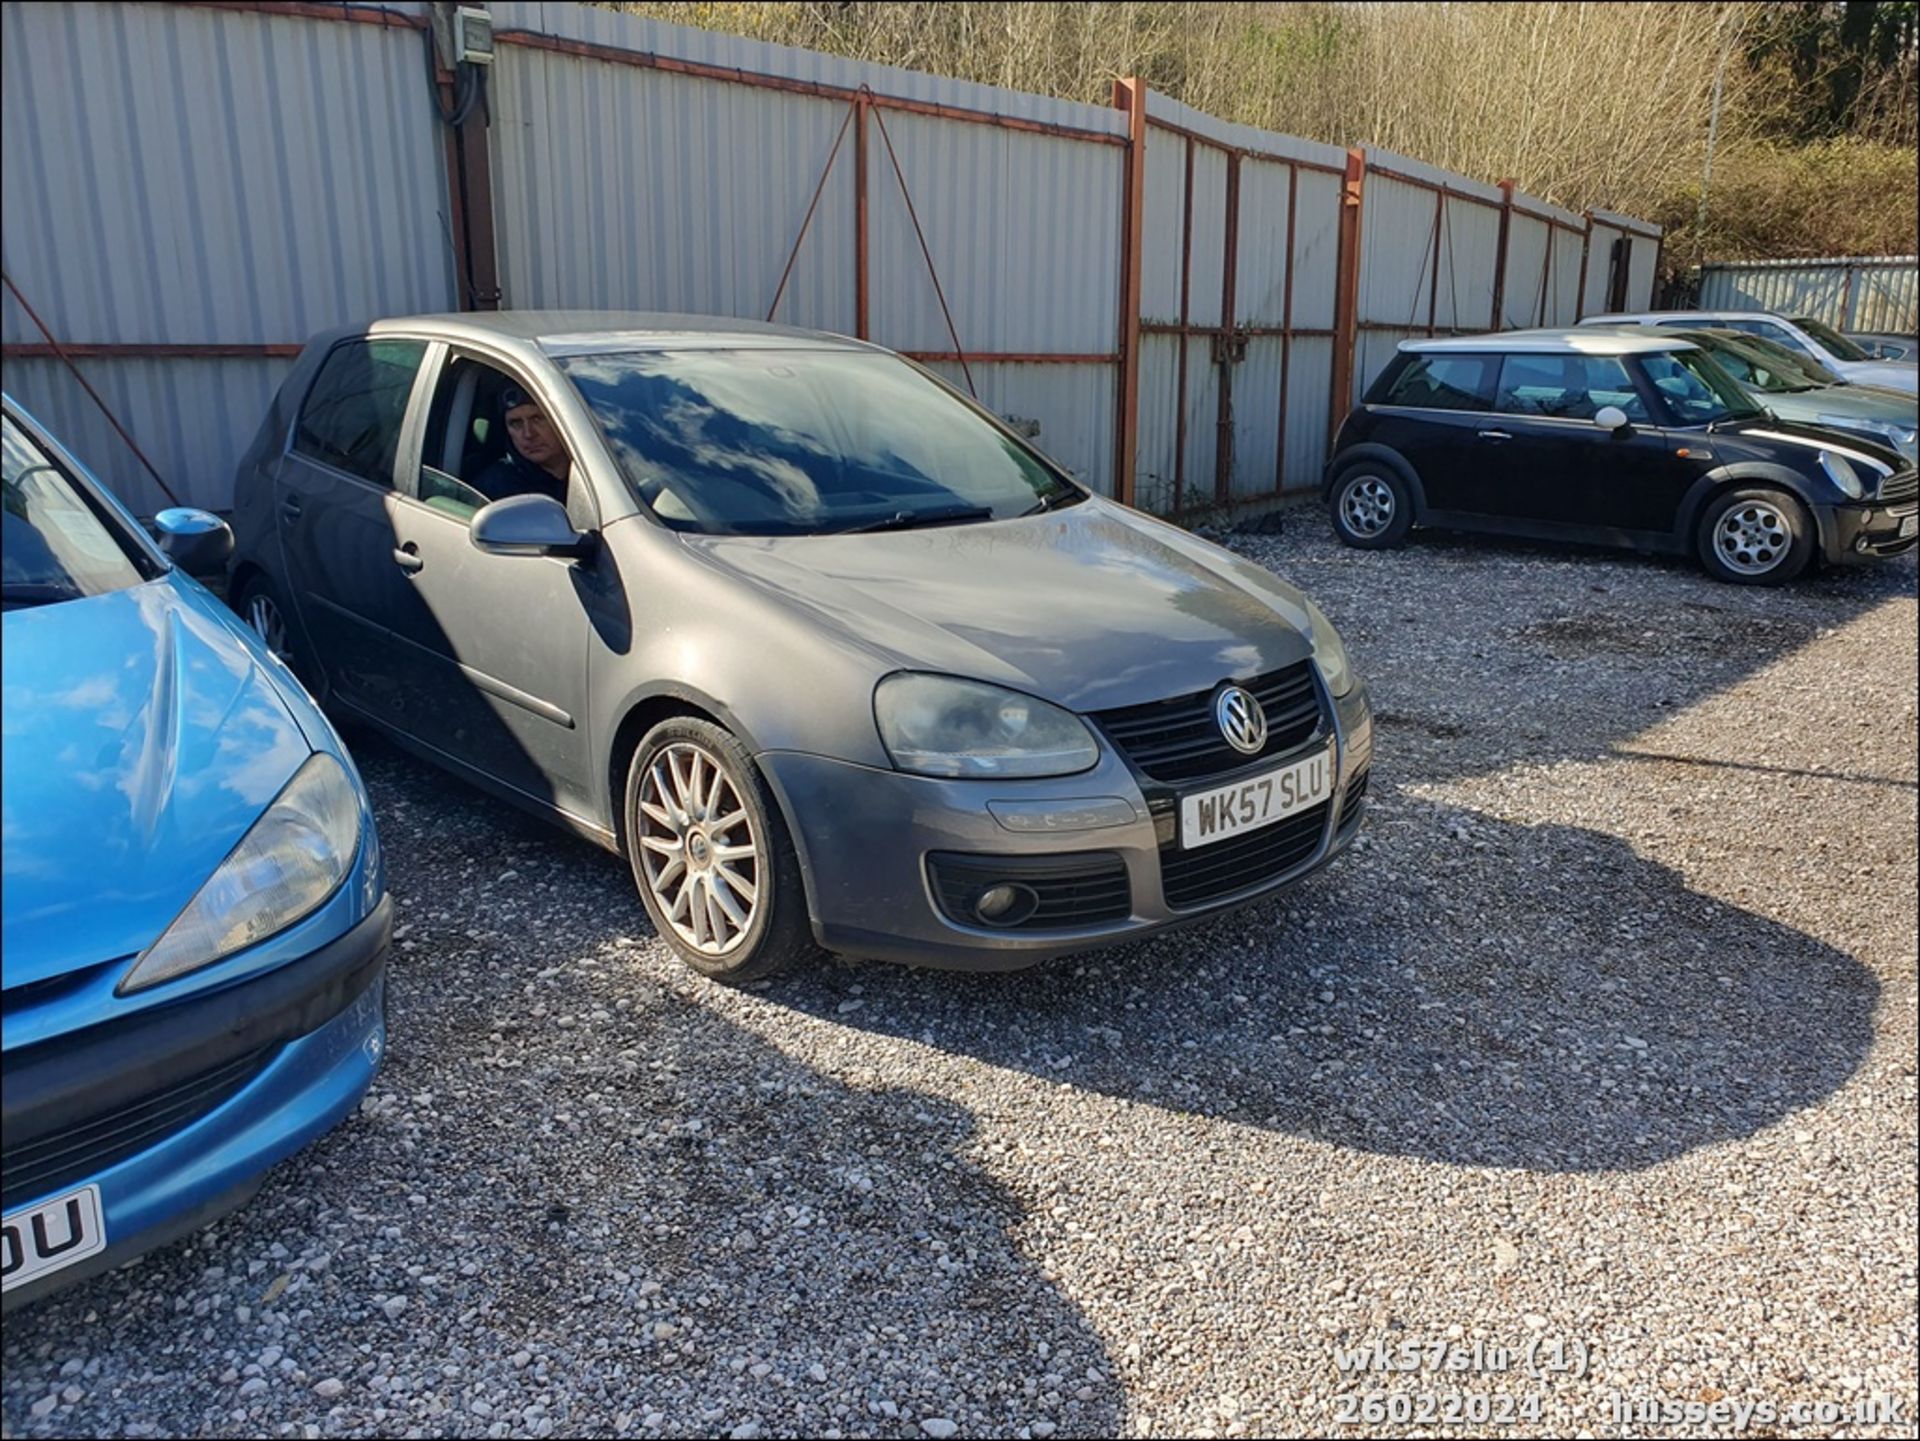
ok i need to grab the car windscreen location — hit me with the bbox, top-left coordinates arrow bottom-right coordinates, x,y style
2,415 -> 152,611
559,349 -> 1082,537
1728,332 -> 1845,386
1636,349 -> 1767,426
1680,333 -> 1820,393
1791,316 -> 1872,362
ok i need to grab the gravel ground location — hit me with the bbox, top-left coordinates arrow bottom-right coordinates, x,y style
4,520 -> 1915,1439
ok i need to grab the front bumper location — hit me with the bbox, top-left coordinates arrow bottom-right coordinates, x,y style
761,686 -> 1371,970
2,898 -> 390,1310
1818,498 -> 1919,562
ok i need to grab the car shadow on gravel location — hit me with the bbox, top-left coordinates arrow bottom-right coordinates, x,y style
772,791 -> 1880,1175
0,738 -> 1126,1440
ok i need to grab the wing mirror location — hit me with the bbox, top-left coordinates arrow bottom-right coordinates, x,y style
152,507 -> 235,579
1594,405 -> 1632,433
470,493 -> 595,559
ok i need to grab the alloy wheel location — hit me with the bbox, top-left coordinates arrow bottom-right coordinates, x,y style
1713,501 -> 1792,576
635,742 -> 762,956
1340,475 -> 1395,538
247,591 -> 292,665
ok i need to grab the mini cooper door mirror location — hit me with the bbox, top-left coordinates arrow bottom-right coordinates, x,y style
1594,405 -> 1631,433
152,507 -> 235,578
469,493 -> 595,559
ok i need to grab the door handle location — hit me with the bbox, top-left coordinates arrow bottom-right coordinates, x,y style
1477,429 -> 1513,442
392,543 -> 424,575
279,496 -> 303,523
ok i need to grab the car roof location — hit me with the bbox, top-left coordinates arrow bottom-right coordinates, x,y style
361,310 -> 877,360
1401,328 -> 1695,355
1578,310 -> 1793,325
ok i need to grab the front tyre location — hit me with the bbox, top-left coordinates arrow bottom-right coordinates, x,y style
1329,466 -> 1414,549
624,717 -> 816,984
1696,487 -> 1813,585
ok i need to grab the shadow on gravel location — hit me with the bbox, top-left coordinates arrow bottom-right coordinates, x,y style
1,742 -> 1125,1439
772,796 -> 1880,1175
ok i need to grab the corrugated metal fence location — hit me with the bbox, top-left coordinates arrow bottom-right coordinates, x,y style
1,0 -> 1662,518
1695,257 -> 1918,335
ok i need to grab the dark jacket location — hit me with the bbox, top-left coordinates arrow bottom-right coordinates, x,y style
472,449 -> 569,506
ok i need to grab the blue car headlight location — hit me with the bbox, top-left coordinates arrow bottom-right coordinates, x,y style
119,753 -> 363,993
1304,600 -> 1356,698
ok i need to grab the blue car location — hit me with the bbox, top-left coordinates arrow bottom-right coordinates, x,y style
1,396 -> 389,1309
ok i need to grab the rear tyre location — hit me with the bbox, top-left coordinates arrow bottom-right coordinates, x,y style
1695,487 -> 1814,586
1329,466 -> 1414,549
623,717 -> 817,984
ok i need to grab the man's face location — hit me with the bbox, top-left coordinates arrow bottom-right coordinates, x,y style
504,401 -> 564,468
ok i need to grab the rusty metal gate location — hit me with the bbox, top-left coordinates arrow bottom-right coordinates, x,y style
1131,94 -> 1348,518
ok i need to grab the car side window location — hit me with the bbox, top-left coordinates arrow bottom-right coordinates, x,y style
418,357 -> 590,530
292,339 -> 427,487
1379,355 -> 1497,411
1492,354 -> 1647,422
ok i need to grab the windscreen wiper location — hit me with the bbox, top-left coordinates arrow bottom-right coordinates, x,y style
1020,489 -> 1079,517
834,505 -> 996,535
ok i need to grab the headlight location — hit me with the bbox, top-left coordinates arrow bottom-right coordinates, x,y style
874,674 -> 1099,779
1816,415 -> 1918,464
119,753 -> 363,993
1815,451 -> 1864,500
1304,600 -> 1355,697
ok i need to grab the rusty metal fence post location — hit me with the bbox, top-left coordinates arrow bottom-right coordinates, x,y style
1113,77 -> 1147,508
1491,179 -> 1515,331
1327,147 -> 1366,443
855,93 -> 871,339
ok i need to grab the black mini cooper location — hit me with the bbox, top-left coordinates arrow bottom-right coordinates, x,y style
1324,329 -> 1917,584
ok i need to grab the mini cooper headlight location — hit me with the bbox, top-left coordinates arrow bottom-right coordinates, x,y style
1815,451 -> 1865,500
119,753 -> 363,993
1304,600 -> 1355,698
874,674 -> 1100,779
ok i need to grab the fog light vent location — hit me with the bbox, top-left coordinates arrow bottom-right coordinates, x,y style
927,851 -> 1131,931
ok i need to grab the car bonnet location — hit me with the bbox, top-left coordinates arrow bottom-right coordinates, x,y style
684,498 -> 1318,714
1,575 -> 312,990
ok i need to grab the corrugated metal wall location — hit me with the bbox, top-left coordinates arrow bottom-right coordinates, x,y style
1352,149 -> 1505,401
486,0 -> 1125,490
1696,257 -> 1918,333
3,0 -> 1665,519
0,0 -> 455,512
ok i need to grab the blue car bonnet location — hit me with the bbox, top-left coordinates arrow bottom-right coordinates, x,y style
2,575 -> 313,989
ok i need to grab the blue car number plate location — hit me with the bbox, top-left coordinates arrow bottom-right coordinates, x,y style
2,1184 -> 107,1295
1180,746 -> 1331,849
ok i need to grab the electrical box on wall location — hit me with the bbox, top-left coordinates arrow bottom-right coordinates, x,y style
432,4 -> 494,68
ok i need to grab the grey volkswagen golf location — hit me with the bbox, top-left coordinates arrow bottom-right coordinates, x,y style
230,313 -> 1370,982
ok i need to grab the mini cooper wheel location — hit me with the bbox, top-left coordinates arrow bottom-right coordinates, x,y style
1696,487 -> 1813,586
1329,466 -> 1413,549
624,717 -> 815,983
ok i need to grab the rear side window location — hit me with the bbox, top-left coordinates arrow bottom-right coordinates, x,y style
1378,355 -> 1497,411
1493,353 -> 1648,421
293,339 -> 428,487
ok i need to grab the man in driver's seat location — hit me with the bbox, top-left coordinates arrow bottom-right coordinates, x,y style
474,385 -> 572,506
